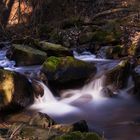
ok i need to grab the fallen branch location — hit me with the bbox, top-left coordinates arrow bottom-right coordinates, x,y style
93,8 -> 132,19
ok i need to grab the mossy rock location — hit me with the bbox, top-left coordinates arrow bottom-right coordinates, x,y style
51,131 -> 101,140
51,120 -> 88,133
7,44 -> 47,66
105,45 -> 124,59
105,60 -> 131,89
79,19 -> 123,45
79,32 -> 96,44
39,41 -> 72,57
92,29 -> 121,45
79,28 -> 122,46
42,56 -> 96,83
29,113 -> 56,128
0,69 -> 34,118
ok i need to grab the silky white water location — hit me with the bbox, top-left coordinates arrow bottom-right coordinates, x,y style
30,75 -> 107,122
29,73 -> 140,140
1,46 -> 140,140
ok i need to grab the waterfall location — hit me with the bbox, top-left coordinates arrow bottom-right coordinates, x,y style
60,75 -> 106,105
29,75 -> 107,123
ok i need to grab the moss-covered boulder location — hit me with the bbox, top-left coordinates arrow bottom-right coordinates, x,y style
79,32 -> 95,44
79,19 -> 122,45
51,131 -> 101,140
105,60 -> 131,89
105,45 -> 124,59
39,41 -> 72,57
79,29 -> 122,45
7,44 -> 47,66
132,65 -> 140,96
42,56 -> 96,83
0,69 -> 34,118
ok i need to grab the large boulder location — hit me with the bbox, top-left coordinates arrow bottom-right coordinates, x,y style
41,56 -> 96,83
105,45 -> 124,59
105,60 -> 131,89
132,65 -> 140,96
78,29 -> 122,46
7,44 -> 47,66
38,41 -> 72,57
0,69 -> 34,118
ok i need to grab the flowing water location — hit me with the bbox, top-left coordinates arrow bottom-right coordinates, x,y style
1,46 -> 140,140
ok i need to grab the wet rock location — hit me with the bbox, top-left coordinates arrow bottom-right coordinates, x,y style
79,29 -> 122,47
105,60 -> 131,89
7,44 -> 47,66
39,41 -> 72,57
105,45 -> 124,59
0,69 -> 34,118
132,65 -> 140,96
29,113 -> 56,128
100,87 -> 115,97
51,120 -> 88,133
79,32 -> 95,45
42,56 -> 96,83
79,19 -> 122,46
32,80 -> 44,98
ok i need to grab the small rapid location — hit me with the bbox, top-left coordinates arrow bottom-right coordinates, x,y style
1,44 -> 140,140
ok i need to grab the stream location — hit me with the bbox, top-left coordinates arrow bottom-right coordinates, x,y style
1,44 -> 140,140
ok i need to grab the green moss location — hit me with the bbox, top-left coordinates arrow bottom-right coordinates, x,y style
42,56 -> 96,82
10,44 -> 47,66
13,44 -> 47,56
79,29 -> 120,45
43,56 -> 88,72
43,56 -> 62,72
53,131 -> 101,140
40,41 -> 69,51
92,30 -> 120,44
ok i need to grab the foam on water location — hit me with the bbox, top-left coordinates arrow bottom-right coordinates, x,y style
1,45 -> 140,139
73,51 -> 112,62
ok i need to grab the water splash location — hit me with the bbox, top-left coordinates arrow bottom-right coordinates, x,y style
73,50 -> 112,62
30,81 -> 83,123
60,75 -> 106,105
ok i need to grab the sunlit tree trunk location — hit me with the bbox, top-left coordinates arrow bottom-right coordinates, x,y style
0,0 -> 15,28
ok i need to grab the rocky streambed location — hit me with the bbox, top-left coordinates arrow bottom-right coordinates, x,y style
0,40 -> 140,140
